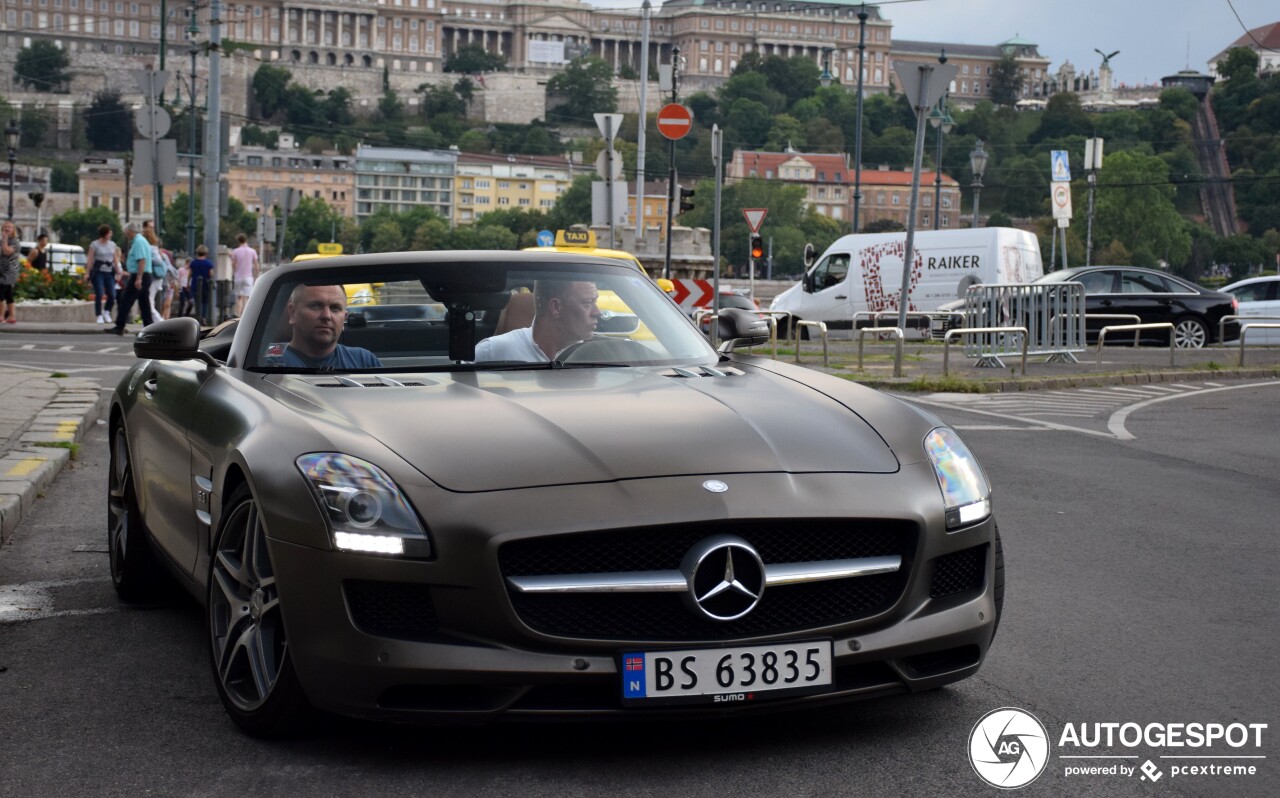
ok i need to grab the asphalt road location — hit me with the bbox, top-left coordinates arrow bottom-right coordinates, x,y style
0,333 -> 137,384
0,379 -> 1277,798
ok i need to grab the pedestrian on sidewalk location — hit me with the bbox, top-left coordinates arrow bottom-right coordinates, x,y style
86,224 -> 121,324
189,245 -> 214,324
0,220 -> 20,325
176,257 -> 192,318
28,234 -> 49,271
106,223 -> 154,336
231,234 -> 258,317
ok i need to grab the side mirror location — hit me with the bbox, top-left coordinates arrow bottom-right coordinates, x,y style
134,317 -> 218,366
715,307 -> 771,351
802,272 -> 815,293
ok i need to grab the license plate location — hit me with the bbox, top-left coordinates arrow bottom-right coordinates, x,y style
621,641 -> 833,706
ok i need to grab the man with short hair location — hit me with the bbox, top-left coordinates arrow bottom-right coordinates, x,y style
474,280 -> 601,361
230,233 -> 259,317
262,284 -> 380,369
105,223 -> 155,335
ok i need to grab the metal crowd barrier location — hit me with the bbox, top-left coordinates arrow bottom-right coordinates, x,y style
852,310 -> 940,340
795,320 -> 829,367
1220,315 -> 1280,346
757,310 -> 792,360
962,283 -> 1086,366
943,327 -> 1028,377
856,326 -> 905,377
1239,324 -> 1280,366
1096,323 -> 1175,367
1051,313 -> 1141,348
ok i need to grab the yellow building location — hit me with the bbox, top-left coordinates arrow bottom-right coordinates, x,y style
454,152 -> 584,226
77,158 -> 192,227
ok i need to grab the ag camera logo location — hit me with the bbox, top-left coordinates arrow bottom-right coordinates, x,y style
969,707 -> 1050,789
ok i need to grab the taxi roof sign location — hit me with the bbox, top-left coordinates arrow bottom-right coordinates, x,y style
316,243 -> 344,255
555,230 -> 596,248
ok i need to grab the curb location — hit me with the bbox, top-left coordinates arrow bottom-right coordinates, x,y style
0,378 -> 107,546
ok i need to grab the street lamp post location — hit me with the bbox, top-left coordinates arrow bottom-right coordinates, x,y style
969,140 -> 988,229
852,3 -> 868,233
927,56 -> 953,231
819,47 -> 834,88
4,119 -> 19,222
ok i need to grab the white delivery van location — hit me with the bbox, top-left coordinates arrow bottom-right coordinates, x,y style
771,228 -> 1042,335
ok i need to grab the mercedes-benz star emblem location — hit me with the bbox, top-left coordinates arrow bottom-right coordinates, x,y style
680,535 -> 765,621
702,480 -> 729,493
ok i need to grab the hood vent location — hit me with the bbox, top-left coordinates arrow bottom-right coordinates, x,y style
309,376 -> 430,388
667,365 -> 740,379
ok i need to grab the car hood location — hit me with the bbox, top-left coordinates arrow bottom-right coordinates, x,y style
269,366 -> 898,492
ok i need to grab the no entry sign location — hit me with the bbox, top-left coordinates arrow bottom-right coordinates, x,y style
657,103 -> 693,141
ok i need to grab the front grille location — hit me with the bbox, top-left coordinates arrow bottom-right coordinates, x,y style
344,579 -> 439,642
500,520 -> 917,641
929,545 -> 987,599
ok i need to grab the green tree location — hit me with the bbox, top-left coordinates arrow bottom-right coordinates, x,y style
283,84 -> 319,128
1158,87 -> 1199,122
1088,149 -> 1190,267
368,220 -> 406,253
546,57 -> 617,124
50,206 -> 121,250
989,53 -> 1024,107
17,107 -> 53,148
1032,93 -> 1091,143
864,218 -> 906,233
458,129 -> 490,153
377,89 -> 406,122
450,224 -> 518,250
1215,234 -> 1269,280
82,90 -> 133,151
420,82 -> 466,118
50,162 -> 78,193
545,175 -> 594,230
444,45 -> 507,74
725,98 -> 772,150
252,65 -> 293,119
320,87 -> 355,127
14,40 -> 70,92
410,218 -> 451,250
162,193 -> 257,253
278,196 -> 345,258
717,71 -> 786,116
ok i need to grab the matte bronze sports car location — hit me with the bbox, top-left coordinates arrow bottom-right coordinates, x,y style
107,251 -> 1003,736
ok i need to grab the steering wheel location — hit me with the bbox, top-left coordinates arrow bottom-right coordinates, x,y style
553,336 -> 655,365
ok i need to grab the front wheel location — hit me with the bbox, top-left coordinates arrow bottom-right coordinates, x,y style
208,483 -> 310,737
1173,316 -> 1209,349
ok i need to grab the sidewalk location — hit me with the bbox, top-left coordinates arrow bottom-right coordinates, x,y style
0,368 -> 105,545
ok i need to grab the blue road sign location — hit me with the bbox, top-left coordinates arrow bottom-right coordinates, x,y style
537,230 -> 554,247
1051,151 -> 1071,182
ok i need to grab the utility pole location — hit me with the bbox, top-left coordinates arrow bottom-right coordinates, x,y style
852,3 -> 869,233
202,0 -> 222,321
635,0 -> 651,243
186,4 -> 199,258
662,46 -> 681,280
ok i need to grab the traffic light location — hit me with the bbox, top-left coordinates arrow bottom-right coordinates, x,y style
750,234 -> 764,260
677,185 -> 695,214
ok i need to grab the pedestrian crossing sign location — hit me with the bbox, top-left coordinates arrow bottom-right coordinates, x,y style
1051,151 -> 1071,182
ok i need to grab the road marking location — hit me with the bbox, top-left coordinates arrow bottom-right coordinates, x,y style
5,456 -> 54,477
20,344 -> 34,350
1107,381 -> 1280,440
953,425 -> 1054,431
0,578 -> 117,624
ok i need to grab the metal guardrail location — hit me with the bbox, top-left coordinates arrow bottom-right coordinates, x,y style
757,311 -> 792,360
1096,323 -> 1175,367
1239,324 -> 1280,366
944,327 -> 1028,377
853,310 -> 941,339
1220,314 -> 1280,346
1051,313 -> 1142,348
856,327 -> 905,377
795,320 -> 829,367
963,283 -> 1086,365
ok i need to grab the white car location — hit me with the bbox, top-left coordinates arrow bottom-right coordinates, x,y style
1222,276 -> 1280,344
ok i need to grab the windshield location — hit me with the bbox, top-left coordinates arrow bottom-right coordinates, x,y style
247,259 -> 718,373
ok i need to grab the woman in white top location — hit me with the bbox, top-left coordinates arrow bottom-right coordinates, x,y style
85,224 -> 122,324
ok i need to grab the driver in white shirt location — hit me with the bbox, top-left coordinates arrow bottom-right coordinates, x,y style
475,280 -> 601,362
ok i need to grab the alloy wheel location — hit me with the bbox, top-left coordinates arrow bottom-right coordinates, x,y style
209,497 -> 286,712
1174,318 -> 1207,349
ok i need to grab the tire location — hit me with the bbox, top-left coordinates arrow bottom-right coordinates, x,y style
107,424 -> 162,602
208,483 -> 310,737
991,526 -> 1005,642
1173,316 -> 1209,349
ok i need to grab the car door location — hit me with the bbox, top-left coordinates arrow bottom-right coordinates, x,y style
131,360 -> 208,575
799,253 -> 853,326
1075,269 -> 1120,340
1230,279 -> 1280,344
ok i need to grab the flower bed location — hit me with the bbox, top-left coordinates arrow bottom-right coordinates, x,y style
16,266 -> 91,302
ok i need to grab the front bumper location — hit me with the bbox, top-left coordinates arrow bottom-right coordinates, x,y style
266,470 -> 999,724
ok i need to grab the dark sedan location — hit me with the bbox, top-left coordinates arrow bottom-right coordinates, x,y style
1034,266 -> 1239,348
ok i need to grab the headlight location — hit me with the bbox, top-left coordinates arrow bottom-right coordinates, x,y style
924,428 -> 992,530
296,453 -> 431,558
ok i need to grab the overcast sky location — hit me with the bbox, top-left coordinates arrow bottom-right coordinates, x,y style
586,0 -> 1277,87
